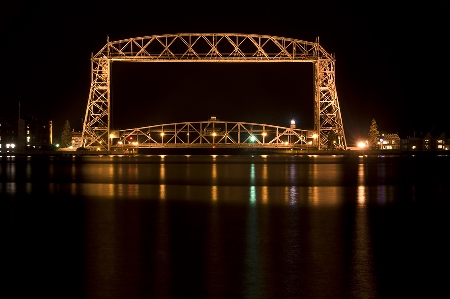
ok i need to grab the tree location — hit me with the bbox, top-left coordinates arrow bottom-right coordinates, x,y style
368,118 -> 380,149
60,120 -> 73,148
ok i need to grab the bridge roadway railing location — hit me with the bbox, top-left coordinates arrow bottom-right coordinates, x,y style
110,120 -> 315,150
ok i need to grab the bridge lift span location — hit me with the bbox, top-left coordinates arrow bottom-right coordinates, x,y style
82,33 -> 346,151
111,117 -> 315,152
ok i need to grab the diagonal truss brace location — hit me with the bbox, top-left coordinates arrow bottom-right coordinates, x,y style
114,120 -> 309,149
81,33 -> 347,151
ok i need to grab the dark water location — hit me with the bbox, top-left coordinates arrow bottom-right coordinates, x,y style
1,154 -> 449,298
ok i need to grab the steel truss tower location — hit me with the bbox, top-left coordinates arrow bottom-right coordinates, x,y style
82,33 -> 346,150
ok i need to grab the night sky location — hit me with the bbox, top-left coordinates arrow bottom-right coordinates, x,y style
0,2 -> 447,145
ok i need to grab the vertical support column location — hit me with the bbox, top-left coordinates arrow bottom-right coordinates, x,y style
107,36 -> 111,152
81,55 -> 111,150
314,57 -> 347,150
313,60 -> 321,150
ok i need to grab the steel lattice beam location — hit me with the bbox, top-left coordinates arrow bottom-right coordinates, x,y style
113,120 -> 309,149
81,33 -> 347,150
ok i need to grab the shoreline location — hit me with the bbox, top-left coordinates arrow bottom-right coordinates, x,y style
1,149 -> 449,157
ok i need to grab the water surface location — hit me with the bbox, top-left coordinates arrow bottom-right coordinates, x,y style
1,154 -> 449,298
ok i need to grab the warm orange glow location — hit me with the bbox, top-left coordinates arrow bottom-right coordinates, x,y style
357,141 -> 367,149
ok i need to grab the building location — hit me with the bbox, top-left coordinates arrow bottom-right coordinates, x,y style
380,133 -> 401,150
0,118 -> 19,153
423,132 -> 449,151
400,132 -> 449,151
22,115 -> 52,150
0,116 -> 52,153
71,131 -> 83,148
401,136 -> 422,151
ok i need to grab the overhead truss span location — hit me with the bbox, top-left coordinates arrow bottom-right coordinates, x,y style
111,119 -> 313,151
82,33 -> 347,151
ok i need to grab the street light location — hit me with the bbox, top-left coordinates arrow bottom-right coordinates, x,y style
109,133 -> 114,151
358,140 -> 367,156
357,141 -> 367,149
312,134 -> 318,149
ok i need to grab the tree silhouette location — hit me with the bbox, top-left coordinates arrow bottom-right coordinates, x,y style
368,118 -> 380,149
60,120 -> 72,148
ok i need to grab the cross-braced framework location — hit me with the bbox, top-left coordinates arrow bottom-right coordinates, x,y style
82,33 -> 346,151
113,118 -> 310,151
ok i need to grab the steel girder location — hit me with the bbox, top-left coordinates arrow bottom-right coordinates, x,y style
113,120 -> 309,149
81,33 -> 346,150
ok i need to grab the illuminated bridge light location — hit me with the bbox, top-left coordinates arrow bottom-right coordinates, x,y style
81,34 -> 347,151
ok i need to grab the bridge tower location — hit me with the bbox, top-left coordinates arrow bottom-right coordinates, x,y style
81,34 -> 346,151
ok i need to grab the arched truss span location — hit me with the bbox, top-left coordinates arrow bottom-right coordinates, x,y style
112,119 -> 312,150
81,33 -> 346,151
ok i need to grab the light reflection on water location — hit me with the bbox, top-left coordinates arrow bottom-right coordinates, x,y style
2,154 -> 450,205
353,162 -> 377,297
2,154 -> 450,298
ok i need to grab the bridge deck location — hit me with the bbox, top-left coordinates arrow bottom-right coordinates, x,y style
110,119 -> 318,150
